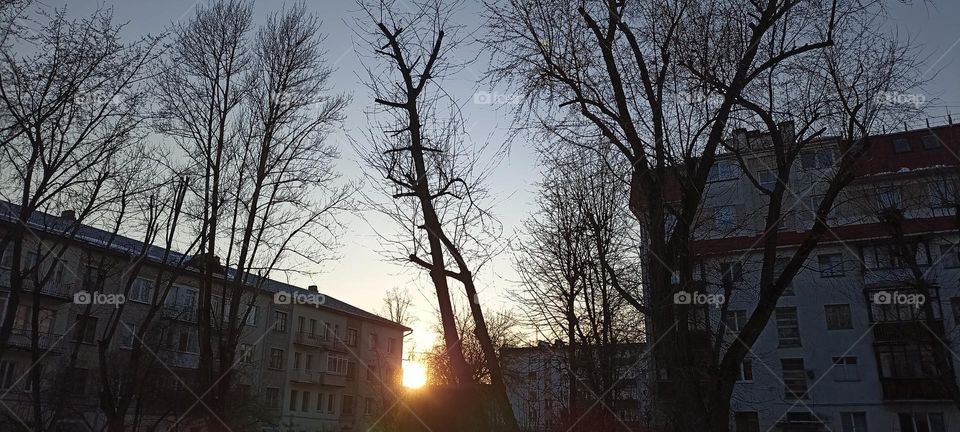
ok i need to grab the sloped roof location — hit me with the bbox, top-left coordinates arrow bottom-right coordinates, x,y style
0,201 -> 409,331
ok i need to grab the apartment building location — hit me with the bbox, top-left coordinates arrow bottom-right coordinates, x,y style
0,204 -> 407,432
685,122 -> 960,432
503,341 -> 648,432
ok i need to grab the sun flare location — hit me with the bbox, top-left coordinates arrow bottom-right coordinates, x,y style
402,360 -> 428,388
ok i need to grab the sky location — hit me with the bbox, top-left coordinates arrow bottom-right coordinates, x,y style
49,0 -> 960,354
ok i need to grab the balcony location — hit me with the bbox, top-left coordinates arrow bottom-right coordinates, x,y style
290,369 -> 318,384
293,332 -> 348,352
7,329 -> 62,353
881,378 -> 951,400
319,372 -> 347,387
159,350 -> 200,369
872,320 -> 944,342
23,280 -> 72,301
162,305 -> 197,322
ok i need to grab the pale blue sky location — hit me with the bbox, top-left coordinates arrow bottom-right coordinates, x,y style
52,0 -> 960,351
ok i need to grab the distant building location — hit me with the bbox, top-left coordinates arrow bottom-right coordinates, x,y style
0,204 -> 408,431
502,341 -> 649,432
674,122 -> 960,432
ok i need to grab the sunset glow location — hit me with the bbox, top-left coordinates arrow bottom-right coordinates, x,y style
402,360 -> 427,388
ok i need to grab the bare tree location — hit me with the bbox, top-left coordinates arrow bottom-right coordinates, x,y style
425,302 -> 522,385
0,3 -> 158,365
354,0 -> 518,428
382,286 -> 414,327
484,0 -> 922,430
155,1 -> 349,427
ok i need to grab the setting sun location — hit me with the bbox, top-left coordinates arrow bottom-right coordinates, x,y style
402,360 -> 428,388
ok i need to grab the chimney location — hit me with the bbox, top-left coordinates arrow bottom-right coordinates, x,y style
60,210 -> 76,221
308,285 -> 319,292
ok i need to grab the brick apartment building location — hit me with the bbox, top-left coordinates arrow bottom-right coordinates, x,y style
684,122 -> 960,432
0,205 -> 407,431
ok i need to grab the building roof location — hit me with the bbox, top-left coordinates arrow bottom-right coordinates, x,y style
0,201 -> 410,331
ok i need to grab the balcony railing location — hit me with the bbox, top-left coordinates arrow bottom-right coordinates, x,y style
319,372 -> 347,387
162,305 -> 197,322
159,350 -> 200,369
881,377 -> 951,400
290,369 -> 318,384
293,332 -> 348,352
872,320 -> 945,342
7,329 -> 62,353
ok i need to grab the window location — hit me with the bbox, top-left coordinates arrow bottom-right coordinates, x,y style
120,322 -> 138,348
239,344 -> 254,363
719,262 -> 743,286
273,311 -> 288,333
347,361 -> 357,380
898,412 -> 945,432
164,285 -> 198,321
758,169 -> 777,192
347,328 -> 359,347
82,264 -> 107,292
129,278 -> 154,304
222,302 -> 258,326
737,358 -> 754,382
316,392 -> 324,411
289,390 -> 298,411
775,307 -> 801,347
327,393 -> 335,413
940,245 -> 959,268
324,321 -> 332,340
781,358 -> 808,399
825,304 -> 853,330
167,328 -> 198,353
342,395 -> 354,415
800,149 -> 833,170
832,357 -> 860,382
265,387 -> 280,409
713,206 -> 736,231
725,310 -> 746,333
366,364 -> 376,381
0,361 -> 15,390
877,186 -> 902,209
734,412 -> 760,432
877,344 -> 939,379
297,316 -> 305,334
269,349 -> 284,370
841,412 -> 868,432
369,333 -> 378,350
893,138 -> 912,153
387,337 -> 396,354
364,397 -> 373,415
922,134 -> 941,149
862,243 -> 930,270
707,161 -> 738,182
952,298 -> 960,323
774,258 -> 794,295
301,391 -> 310,412
74,315 -> 98,344
929,182 -> 956,215
327,354 -> 347,375
309,318 -> 317,336
305,354 -> 313,370
293,352 -> 302,369
817,253 -> 844,277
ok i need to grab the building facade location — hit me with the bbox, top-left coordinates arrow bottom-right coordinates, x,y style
685,122 -> 960,432
0,205 -> 407,431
